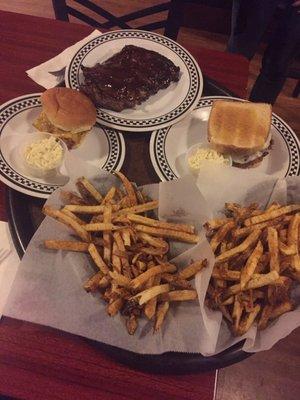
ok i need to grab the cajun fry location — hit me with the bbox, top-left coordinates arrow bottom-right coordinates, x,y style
240,241 -> 263,289
160,290 -> 198,302
43,206 -> 91,242
134,224 -> 199,244
77,177 -> 103,203
244,205 -> 300,226
154,301 -> 169,332
216,229 -> 261,263
63,204 -> 119,214
44,240 -> 89,252
84,272 -> 103,292
267,227 -> 280,272
127,214 -> 195,234
88,243 -> 109,274
130,264 -> 177,290
114,171 -> 137,206
178,259 -> 208,280
133,284 -> 170,305
84,223 -> 118,231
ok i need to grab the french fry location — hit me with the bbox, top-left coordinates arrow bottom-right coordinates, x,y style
126,315 -> 138,335
103,205 -> 112,263
107,298 -> 124,316
88,243 -> 109,274
136,232 -> 167,249
267,227 -> 280,272
270,300 -> 294,319
154,301 -> 169,332
204,218 -> 234,231
84,223 -> 118,231
76,180 -> 98,205
134,224 -> 199,244
44,240 -> 89,252
63,204 -> 119,214
60,190 -> 87,205
84,272 -> 103,292
133,284 -> 170,305
216,229 -> 261,264
240,241 -> 263,289
43,206 -> 91,242
61,208 -> 86,225
279,240 -> 297,256
77,177 -> 103,203
161,273 -> 192,289
212,268 -> 241,281
244,205 -> 300,226
291,254 -> 300,272
232,217 -> 286,240
178,259 -> 207,280
121,229 -> 131,247
287,213 -> 300,254
112,241 -> 122,273
102,186 -> 116,205
109,271 -> 131,288
210,221 -> 236,252
114,171 -> 137,206
144,274 -> 161,320
160,290 -> 198,302
235,304 -> 261,336
117,201 -> 159,216
232,295 -> 243,331
257,304 -> 273,330
130,264 -> 177,290
224,271 -> 280,298
127,214 -> 195,234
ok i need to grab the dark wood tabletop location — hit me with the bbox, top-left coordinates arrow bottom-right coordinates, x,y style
0,10 -> 257,400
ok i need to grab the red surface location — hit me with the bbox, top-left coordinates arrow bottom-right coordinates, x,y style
0,10 -> 249,399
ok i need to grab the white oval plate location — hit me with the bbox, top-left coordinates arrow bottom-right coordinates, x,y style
150,96 -> 300,181
65,30 -> 203,132
0,94 -> 125,198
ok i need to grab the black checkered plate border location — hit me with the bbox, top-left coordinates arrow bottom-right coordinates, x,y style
65,30 -> 203,132
0,94 -> 125,198
150,96 -> 300,181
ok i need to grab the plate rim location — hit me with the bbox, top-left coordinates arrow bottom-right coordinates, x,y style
0,93 -> 126,199
150,95 -> 300,181
65,29 -> 203,132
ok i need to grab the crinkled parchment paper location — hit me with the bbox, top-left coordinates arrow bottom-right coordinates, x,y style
4,156 -> 300,355
4,155 -> 215,354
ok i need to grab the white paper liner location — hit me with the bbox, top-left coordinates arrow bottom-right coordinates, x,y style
3,156 -> 300,355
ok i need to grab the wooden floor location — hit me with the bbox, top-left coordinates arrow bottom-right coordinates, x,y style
0,2 -> 300,400
0,0 -> 299,134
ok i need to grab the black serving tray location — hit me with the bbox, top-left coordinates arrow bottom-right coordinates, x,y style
7,76 -> 251,374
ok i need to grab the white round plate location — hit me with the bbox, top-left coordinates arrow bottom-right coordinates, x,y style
0,94 -> 125,198
65,30 -> 203,132
150,96 -> 300,181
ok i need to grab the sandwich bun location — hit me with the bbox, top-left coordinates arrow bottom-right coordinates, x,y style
34,88 -> 97,149
208,100 -> 272,158
41,87 -> 96,133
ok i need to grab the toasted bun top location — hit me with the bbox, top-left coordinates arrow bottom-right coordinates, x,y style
208,100 -> 272,156
41,87 -> 96,133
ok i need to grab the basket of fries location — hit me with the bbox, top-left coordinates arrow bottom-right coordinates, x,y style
3,161 -> 300,364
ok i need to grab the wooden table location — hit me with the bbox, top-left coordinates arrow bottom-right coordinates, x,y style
0,10 -> 253,400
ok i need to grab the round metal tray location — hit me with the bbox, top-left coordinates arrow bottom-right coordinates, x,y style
7,77 -> 251,374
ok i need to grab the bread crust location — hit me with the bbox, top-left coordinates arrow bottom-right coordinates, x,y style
208,100 -> 272,157
41,87 -> 96,133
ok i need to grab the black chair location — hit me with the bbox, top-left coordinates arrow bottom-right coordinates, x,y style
51,0 -> 184,40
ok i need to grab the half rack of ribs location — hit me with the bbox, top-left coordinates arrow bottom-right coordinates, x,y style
80,45 -> 180,112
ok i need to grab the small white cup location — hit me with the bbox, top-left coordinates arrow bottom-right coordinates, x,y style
19,132 -> 68,178
185,142 -> 232,174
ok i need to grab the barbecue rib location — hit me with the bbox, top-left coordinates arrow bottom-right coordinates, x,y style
80,45 -> 180,112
